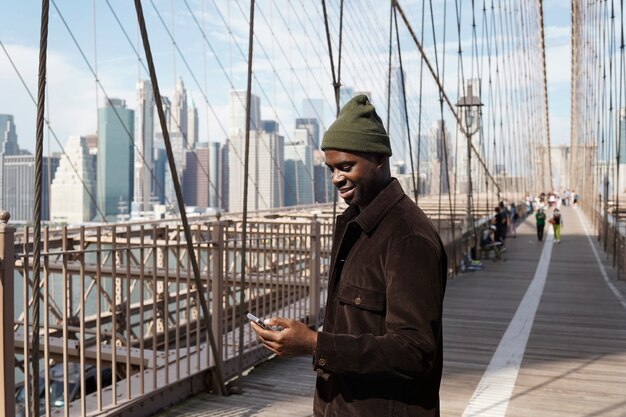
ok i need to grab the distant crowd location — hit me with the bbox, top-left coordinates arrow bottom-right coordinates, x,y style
468,189 -> 576,270
527,190 -> 575,244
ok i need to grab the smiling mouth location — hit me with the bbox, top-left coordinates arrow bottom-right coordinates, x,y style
339,187 -> 355,200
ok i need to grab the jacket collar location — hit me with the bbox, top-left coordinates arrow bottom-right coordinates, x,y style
339,178 -> 406,235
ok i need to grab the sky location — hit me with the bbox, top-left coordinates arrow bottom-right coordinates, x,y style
541,0 -> 572,147
0,0 -> 572,156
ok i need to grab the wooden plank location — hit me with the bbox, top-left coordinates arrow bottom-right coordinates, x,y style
153,356 -> 316,417
441,206 -> 626,416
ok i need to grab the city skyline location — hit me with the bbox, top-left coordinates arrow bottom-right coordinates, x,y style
0,79 -> 466,223
0,1 -> 575,223
0,78 -> 340,222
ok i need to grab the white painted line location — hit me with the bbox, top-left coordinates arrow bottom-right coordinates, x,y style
462,228 -> 553,417
574,208 -> 626,310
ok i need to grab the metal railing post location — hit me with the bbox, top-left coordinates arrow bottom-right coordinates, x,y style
0,211 -> 15,417
211,218 -> 224,361
309,215 -> 321,328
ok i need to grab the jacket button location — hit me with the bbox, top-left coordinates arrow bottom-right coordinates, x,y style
354,297 -> 362,305
318,358 -> 327,366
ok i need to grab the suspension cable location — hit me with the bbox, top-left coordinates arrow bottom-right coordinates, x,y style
236,0 -> 255,389
538,0 -> 554,191
393,6 -> 418,202
32,1 -> 50,415
321,0 -> 344,231
133,0 -> 228,396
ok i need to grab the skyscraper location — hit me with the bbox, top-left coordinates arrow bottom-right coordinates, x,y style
97,98 -> 134,219
229,90 -> 261,136
295,118 -> 320,149
228,121 -> 284,213
183,147 -> 210,207
3,155 -> 59,221
0,114 -> 20,211
0,114 -> 19,156
169,78 -> 189,182
209,141 -> 224,209
284,129 -> 314,206
187,102 -> 199,149
153,148 -> 167,205
389,67 -> 408,166
313,150 -> 333,204
156,79 -> 198,207
51,136 -> 96,223
133,80 -> 155,212
429,120 -> 451,194
228,91 -> 283,212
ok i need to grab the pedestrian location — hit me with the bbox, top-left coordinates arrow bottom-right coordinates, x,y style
535,207 -> 547,242
509,202 -> 518,237
550,208 -> 564,243
492,205 -> 508,250
250,95 -> 448,417
526,195 -> 534,214
480,225 -> 502,260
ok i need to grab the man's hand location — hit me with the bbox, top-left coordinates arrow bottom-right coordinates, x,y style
250,317 -> 318,357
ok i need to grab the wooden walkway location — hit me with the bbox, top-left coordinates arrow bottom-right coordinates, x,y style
153,205 -> 626,417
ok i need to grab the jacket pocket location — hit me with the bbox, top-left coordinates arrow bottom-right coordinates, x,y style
337,282 -> 385,313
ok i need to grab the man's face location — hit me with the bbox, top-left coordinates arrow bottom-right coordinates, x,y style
324,149 -> 386,210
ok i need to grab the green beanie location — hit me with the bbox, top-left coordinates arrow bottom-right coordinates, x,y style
321,94 -> 392,156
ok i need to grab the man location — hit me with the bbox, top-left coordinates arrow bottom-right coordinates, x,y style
492,205 -> 507,250
480,225 -> 502,260
535,207 -> 547,242
551,208 -> 563,243
250,95 -> 448,417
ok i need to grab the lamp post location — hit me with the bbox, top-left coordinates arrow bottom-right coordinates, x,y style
456,83 -> 483,235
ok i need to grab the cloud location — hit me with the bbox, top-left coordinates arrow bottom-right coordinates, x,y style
0,43 -> 99,153
545,25 -> 570,41
549,113 -> 570,146
545,42 -> 571,85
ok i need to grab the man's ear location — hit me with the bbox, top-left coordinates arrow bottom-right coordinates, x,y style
375,154 -> 387,169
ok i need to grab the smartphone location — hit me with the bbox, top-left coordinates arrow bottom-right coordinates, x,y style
247,312 -> 270,330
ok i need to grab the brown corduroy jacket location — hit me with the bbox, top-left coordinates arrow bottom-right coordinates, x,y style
313,179 -> 447,417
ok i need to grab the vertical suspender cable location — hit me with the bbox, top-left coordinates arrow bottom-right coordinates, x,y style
321,0 -> 344,231
416,0 -> 427,209
617,0 -> 624,279
393,5 -> 418,202
609,0 -> 617,264
236,0 -> 255,388
133,0 -> 228,396
32,1 -> 49,416
600,0 -> 609,250
538,0 -> 554,192
387,2 -> 394,131
570,1 -> 578,214
321,0 -> 342,118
